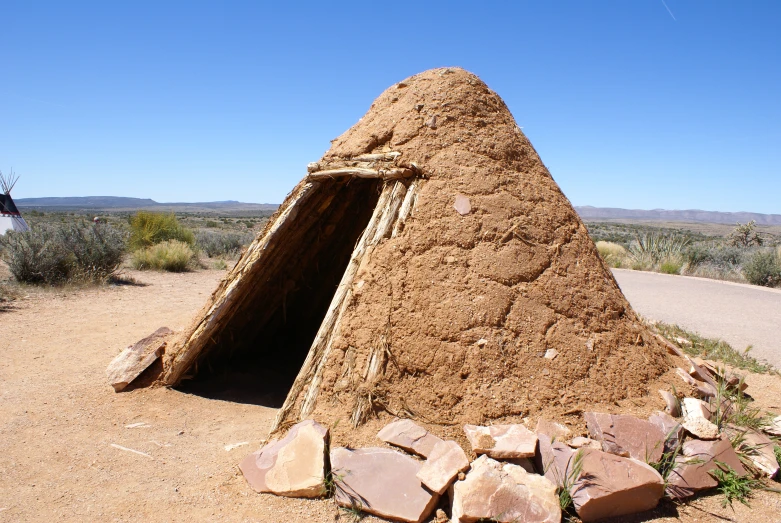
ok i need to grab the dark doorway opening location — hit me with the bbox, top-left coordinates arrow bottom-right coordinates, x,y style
178,178 -> 382,407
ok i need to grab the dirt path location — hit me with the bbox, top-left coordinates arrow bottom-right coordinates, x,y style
613,269 -> 781,369
1,269 -> 779,522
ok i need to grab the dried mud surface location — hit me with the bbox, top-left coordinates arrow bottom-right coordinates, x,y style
1,268 -> 780,522
283,68 -> 675,440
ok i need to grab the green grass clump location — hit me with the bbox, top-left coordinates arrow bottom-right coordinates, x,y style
660,257 -> 683,274
596,241 -> 628,268
131,240 -> 196,272
543,448 -> 584,520
654,322 -> 775,374
128,211 -> 195,250
774,444 -> 781,467
710,462 -> 762,508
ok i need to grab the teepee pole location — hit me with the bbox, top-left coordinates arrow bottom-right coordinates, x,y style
272,180 -> 409,432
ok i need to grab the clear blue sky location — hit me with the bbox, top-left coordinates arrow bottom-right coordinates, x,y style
2,1 -> 779,213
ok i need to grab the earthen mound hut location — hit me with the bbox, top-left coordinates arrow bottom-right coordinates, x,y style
162,67 -> 672,442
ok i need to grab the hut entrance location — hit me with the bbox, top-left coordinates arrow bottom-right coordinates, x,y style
178,177 -> 383,407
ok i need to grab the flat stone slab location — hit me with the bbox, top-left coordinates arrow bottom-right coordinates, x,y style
331,447 -> 438,523
464,424 -> 537,459
681,397 -> 712,420
764,415 -> 781,437
571,449 -> 664,522
666,437 -> 747,499
682,417 -> 720,440
535,418 -> 572,441
724,426 -> 780,478
239,420 -> 328,498
676,368 -> 716,398
416,440 -> 469,495
535,434 -> 576,488
584,412 -> 665,463
568,437 -> 601,450
658,390 -> 682,417
451,455 -> 561,523
378,419 -> 443,458
106,327 -> 172,392
648,411 -> 684,452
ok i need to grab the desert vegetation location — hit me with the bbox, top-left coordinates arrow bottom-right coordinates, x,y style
0,221 -> 126,284
0,208 -> 268,287
590,221 -> 781,288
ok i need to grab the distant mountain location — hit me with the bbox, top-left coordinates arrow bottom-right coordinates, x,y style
16,196 -> 279,213
575,206 -> 781,225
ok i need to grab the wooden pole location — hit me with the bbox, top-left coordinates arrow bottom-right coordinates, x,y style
272,180 -> 409,432
307,167 -> 413,182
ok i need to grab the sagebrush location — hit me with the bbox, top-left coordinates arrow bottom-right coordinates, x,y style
195,229 -> 252,258
0,222 -> 126,284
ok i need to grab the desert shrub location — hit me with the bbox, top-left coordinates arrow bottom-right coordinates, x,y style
0,222 -> 126,284
131,240 -> 196,272
0,226 -> 71,283
728,220 -> 763,248
58,222 -> 126,281
742,249 -> 781,287
205,220 -> 219,228
595,241 -> 627,268
659,257 -> 683,274
128,211 -> 195,250
195,229 -> 252,258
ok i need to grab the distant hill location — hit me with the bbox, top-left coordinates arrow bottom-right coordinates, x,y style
16,196 -> 279,213
575,206 -> 781,226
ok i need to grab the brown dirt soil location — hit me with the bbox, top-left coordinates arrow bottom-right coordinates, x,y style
1,268 -> 780,522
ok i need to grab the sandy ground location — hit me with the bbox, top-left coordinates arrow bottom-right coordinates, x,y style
614,269 -> 781,369
1,268 -> 780,522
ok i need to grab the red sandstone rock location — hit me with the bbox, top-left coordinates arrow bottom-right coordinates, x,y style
658,390 -> 682,417
571,449 -> 664,522
377,419 -> 444,458
584,412 -> 665,463
239,419 -> 328,498
567,437 -> 601,450
666,437 -> 747,499
106,327 -> 172,392
464,424 -> 537,459
416,440 -> 470,495
648,411 -> 684,451
723,425 -> 780,478
450,455 -> 561,523
535,419 -> 572,441
535,434 -> 576,487
331,447 -> 439,523
764,415 -> 781,437
681,398 -> 719,439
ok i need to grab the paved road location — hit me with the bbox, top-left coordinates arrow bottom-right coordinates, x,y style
612,269 -> 781,369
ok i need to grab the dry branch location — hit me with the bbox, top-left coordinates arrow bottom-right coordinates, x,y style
307,167 -> 413,182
